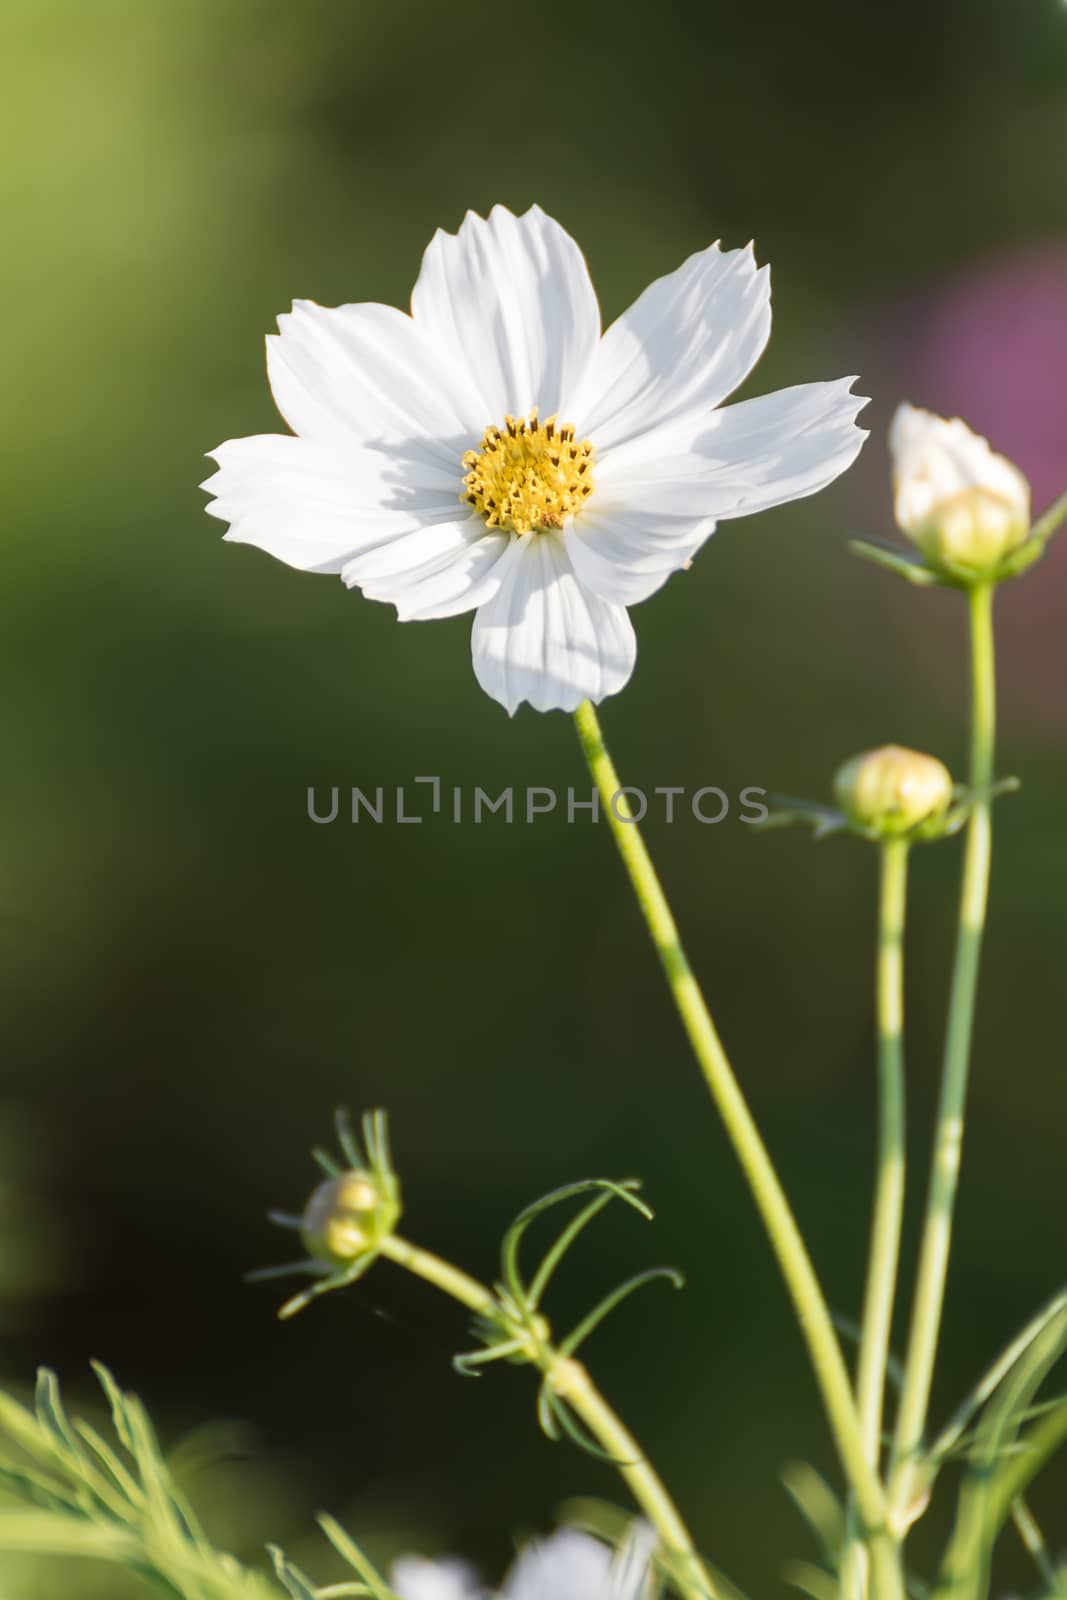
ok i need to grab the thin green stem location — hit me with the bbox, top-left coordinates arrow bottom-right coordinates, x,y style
376,1232 -> 714,1600
572,701 -> 898,1596
988,1404 -> 1067,1532
889,582 -> 996,1529
1011,1498 -> 1061,1594
857,839 -> 909,1467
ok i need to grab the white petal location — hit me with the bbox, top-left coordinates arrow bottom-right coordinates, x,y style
607,1524 -> 657,1600
202,433 -> 461,573
411,205 -> 601,422
571,242 -> 771,453
594,379 -> 868,519
471,534 -> 636,715
564,506 -> 715,605
344,517 -> 511,621
390,1556 -> 482,1600
266,300 -> 486,454
889,402 -> 1029,534
504,1531 -> 612,1600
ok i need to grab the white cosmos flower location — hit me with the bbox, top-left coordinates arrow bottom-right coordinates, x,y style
889,403 -> 1031,574
203,205 -> 868,714
390,1525 -> 656,1600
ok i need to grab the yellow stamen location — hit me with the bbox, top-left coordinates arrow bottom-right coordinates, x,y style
461,409 -> 595,534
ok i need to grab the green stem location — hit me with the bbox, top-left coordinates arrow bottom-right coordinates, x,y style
987,1404 -> 1067,1532
572,701 -> 898,1593
376,1232 -> 714,1600
857,839 -> 909,1466
889,583 -> 996,1529
1010,1499 -> 1061,1594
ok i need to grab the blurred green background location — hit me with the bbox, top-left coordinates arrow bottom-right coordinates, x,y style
3,0 -> 1067,1593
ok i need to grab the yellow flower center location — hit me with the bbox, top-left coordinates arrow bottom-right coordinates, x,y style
461,410 -> 595,534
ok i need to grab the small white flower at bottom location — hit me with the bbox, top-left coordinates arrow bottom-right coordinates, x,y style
204,205 -> 868,714
391,1524 -> 657,1600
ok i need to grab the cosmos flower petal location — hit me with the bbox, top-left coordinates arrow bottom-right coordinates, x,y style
344,518 -> 512,621
503,1530 -> 614,1600
390,1556 -> 483,1600
607,1524 -> 658,1600
889,402 -> 1030,534
267,301 -> 486,454
564,506 -> 715,605
411,205 -> 601,422
471,534 -> 636,714
594,378 -> 869,518
201,434 -> 460,573
571,242 -> 771,453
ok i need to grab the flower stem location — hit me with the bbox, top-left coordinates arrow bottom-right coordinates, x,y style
889,582 -> 996,1529
857,839 -> 909,1466
376,1232 -> 715,1600
572,700 -> 897,1589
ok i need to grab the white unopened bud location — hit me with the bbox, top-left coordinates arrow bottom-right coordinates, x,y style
834,745 -> 953,837
890,404 -> 1030,576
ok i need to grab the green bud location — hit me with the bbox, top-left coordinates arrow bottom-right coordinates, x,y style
909,487 -> 1029,575
301,1170 -> 396,1264
834,745 -> 953,837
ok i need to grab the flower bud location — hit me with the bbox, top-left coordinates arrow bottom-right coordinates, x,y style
834,745 -> 953,837
301,1170 -> 395,1264
890,404 -> 1030,576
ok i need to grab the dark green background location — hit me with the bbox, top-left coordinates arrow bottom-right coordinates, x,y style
3,1 -> 1066,1594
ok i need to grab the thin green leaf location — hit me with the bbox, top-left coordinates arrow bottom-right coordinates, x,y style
0,1391 -> 57,1468
1028,487 -> 1067,547
538,1387 -> 638,1465
74,1418 -> 145,1511
750,795 -> 848,839
926,1290 -> 1067,1475
277,1253 -> 380,1320
500,1180 -> 650,1305
831,1316 -> 905,1393
1010,1498 -> 1061,1593
781,1560 -> 840,1600
0,1507 -> 141,1560
780,1460 -> 846,1567
0,1459 -> 80,1515
937,1305 -> 1067,1600
557,1268 -> 684,1360
361,1109 -> 393,1181
849,538 -> 943,586
269,1545 -> 320,1600
316,1515 -> 400,1600
452,1337 -> 527,1377
91,1361 -> 138,1453
526,1190 -> 617,1310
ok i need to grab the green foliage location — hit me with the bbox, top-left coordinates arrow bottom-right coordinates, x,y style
0,1368 -> 391,1600
454,1177 -> 684,1461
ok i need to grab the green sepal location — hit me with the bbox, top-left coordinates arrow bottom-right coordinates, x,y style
1028,486 -> 1067,548
850,538 -> 945,587
852,485 -> 1067,592
756,779 -> 1017,850
751,796 -> 849,840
